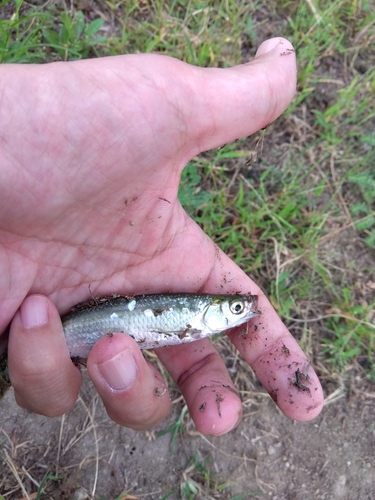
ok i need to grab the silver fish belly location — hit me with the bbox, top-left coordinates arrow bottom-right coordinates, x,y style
62,293 -> 260,358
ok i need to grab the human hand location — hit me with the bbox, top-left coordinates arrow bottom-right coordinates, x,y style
0,37 -> 324,435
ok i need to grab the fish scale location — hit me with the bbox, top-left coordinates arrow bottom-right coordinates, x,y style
62,293 -> 260,356
0,293 -> 260,399
63,294 -> 212,356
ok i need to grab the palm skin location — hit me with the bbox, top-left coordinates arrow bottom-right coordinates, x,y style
0,38 -> 324,435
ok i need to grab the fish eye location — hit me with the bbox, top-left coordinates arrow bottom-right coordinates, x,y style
230,300 -> 245,315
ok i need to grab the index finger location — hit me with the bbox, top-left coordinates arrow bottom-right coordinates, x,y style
227,291 -> 323,421
202,248 -> 324,421
157,244 -> 324,426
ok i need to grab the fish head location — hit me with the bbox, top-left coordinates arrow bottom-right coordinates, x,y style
202,294 -> 260,333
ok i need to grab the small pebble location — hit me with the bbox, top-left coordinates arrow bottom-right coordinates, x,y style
70,487 -> 90,500
267,445 -> 276,456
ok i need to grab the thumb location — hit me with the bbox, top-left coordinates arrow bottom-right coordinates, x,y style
8,295 -> 81,416
187,37 -> 296,152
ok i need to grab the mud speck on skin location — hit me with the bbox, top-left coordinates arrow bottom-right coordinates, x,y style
281,343 -> 290,357
291,367 -> 311,396
215,393 -> 224,417
124,196 -> 138,206
306,400 -> 321,413
269,388 -> 279,403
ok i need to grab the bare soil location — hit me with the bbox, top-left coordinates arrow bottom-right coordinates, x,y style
1,360 -> 375,499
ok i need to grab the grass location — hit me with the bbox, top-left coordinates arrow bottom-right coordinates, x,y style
0,1 -> 106,62
156,404 -> 189,454
161,451 -> 261,500
178,453 -> 260,500
175,0 -> 375,375
0,0 -> 375,498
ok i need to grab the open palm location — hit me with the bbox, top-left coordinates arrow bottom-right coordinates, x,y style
0,38 -> 323,435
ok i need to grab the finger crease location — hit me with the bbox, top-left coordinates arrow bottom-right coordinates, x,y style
177,353 -> 216,388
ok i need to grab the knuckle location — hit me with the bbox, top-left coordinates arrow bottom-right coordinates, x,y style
14,352 -> 59,382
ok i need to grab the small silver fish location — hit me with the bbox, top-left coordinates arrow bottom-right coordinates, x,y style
0,293 -> 260,399
63,293 -> 260,357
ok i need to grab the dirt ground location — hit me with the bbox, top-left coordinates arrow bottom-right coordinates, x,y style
1,361 -> 375,500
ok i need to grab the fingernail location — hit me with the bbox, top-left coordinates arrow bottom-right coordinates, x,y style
20,295 -> 49,329
256,37 -> 293,57
98,349 -> 137,391
258,38 -> 281,54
